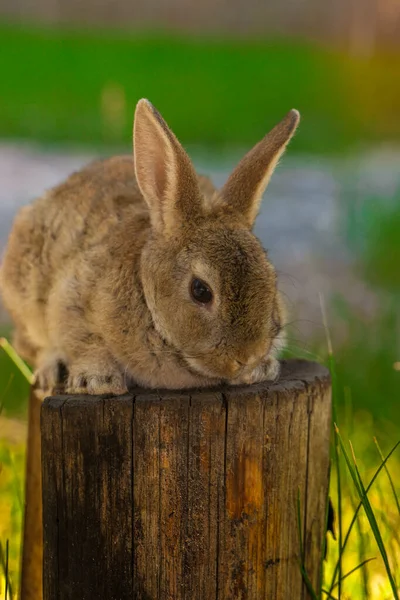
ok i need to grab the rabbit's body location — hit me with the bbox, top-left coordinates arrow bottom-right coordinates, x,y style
0,100 -> 299,394
1,157 -> 218,391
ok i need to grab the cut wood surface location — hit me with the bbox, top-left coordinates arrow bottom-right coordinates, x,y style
41,358 -> 332,600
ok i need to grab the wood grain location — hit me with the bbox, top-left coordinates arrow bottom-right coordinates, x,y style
41,359 -> 331,600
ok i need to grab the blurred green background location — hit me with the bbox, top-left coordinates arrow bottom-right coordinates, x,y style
0,3 -> 400,598
1,24 -> 400,152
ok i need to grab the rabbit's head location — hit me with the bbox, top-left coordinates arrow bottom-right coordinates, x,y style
135,99 -> 299,382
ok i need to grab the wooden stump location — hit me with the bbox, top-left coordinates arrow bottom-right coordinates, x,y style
41,359 -> 331,600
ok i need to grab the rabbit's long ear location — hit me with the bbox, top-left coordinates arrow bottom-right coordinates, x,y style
220,110 -> 300,229
134,99 -> 202,234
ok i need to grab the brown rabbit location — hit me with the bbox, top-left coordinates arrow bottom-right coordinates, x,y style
0,100 -> 299,394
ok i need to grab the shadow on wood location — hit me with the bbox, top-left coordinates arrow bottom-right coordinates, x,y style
41,359 -> 331,600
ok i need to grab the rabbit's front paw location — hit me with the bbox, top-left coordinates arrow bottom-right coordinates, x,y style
35,354 -> 68,393
66,368 -> 128,396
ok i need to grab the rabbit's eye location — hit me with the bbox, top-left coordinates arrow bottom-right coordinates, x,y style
190,278 -> 213,305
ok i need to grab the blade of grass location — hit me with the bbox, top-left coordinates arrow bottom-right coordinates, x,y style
0,338 -> 35,385
327,439 -> 400,596
375,478 -> 400,551
351,488 -> 370,598
9,451 -> 24,513
320,292 -> 342,599
337,431 -> 399,599
5,539 -> 9,600
331,411 -> 343,599
0,375 -> 15,414
297,489 -> 319,600
322,590 -> 338,600
376,489 -> 400,577
374,436 -> 400,517
300,566 -> 320,600
319,472 -> 331,600
352,454 -> 399,599
0,540 -> 13,600
332,557 -> 376,588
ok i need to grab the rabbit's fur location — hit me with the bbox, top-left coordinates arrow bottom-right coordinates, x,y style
0,100 -> 299,394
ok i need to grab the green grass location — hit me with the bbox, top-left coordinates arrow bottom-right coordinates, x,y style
1,23 -> 400,151
0,438 -> 24,599
299,339 -> 400,599
289,190 -> 400,596
322,430 -> 400,599
0,328 -> 30,418
333,190 -> 400,430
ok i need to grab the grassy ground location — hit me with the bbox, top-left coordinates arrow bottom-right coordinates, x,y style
1,23 -> 400,152
0,438 -> 24,600
321,431 -> 400,599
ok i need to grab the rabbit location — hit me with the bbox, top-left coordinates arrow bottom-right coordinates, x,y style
0,99 -> 299,395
